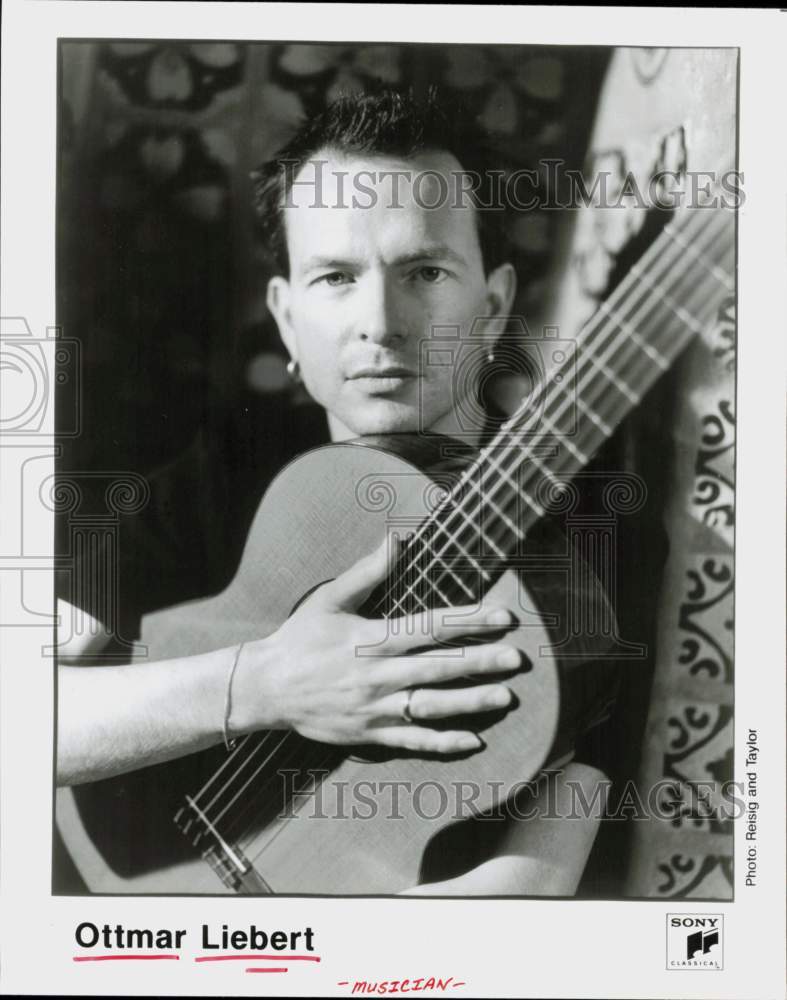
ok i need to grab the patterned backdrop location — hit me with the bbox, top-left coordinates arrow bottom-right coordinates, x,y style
542,48 -> 736,900
625,296 -> 735,899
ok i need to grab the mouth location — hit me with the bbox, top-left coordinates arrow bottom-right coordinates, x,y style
347,367 -> 418,394
348,366 -> 416,379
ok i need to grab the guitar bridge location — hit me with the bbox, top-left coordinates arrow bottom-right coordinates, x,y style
174,795 -> 274,894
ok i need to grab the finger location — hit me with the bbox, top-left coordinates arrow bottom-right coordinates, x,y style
371,726 -> 483,754
376,683 -> 512,723
322,535 -> 400,610
378,643 -> 526,689
376,604 -> 518,654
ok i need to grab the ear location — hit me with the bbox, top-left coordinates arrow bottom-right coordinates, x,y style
266,275 -> 297,361
481,262 -> 517,346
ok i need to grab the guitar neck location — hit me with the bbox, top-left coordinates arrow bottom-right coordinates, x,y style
367,202 -> 735,619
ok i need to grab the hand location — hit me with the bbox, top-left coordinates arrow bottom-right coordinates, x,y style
231,537 -> 525,753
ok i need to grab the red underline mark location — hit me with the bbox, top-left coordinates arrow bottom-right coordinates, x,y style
246,967 -> 288,973
195,954 -> 320,963
453,983 -> 466,988
73,955 -> 180,962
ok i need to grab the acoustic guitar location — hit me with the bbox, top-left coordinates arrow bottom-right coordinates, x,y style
56,188 -> 734,895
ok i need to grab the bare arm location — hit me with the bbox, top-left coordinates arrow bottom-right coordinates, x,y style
57,646 -> 237,786
57,539 -> 524,786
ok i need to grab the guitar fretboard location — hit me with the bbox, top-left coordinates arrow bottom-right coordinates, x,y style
367,202 -> 735,619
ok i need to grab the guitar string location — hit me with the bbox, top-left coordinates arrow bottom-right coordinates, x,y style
186,206 -> 732,853
234,212 -> 737,868
199,267 -> 734,871
179,163 -> 735,829
229,213 -> 735,860
380,203 -> 715,567
185,204 -> 731,832
380,206 -> 736,604
187,733 -> 267,803
395,236 -> 731,610
198,732 -> 293,839
184,204 -> 733,852
376,207 -> 733,610
373,155 -> 737,597
228,745 -> 337,853
236,243 -> 735,875
389,213 -> 734,604
183,211 -> 708,836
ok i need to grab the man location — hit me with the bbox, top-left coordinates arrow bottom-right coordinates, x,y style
57,87 -> 616,894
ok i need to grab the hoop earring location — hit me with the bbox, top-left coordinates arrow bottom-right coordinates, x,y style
286,358 -> 301,383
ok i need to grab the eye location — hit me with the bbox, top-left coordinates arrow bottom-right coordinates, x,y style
413,266 -> 448,284
315,271 -> 354,287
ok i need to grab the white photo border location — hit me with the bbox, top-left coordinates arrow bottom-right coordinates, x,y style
1,4 -> 785,998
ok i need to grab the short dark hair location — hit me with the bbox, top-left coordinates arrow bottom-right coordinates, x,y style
251,85 -> 510,277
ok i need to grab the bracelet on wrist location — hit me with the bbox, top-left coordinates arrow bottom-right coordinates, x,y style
222,641 -> 245,752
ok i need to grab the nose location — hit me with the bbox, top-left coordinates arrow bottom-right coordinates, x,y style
356,271 -> 404,346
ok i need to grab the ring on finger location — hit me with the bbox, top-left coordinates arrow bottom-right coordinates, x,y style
401,687 -> 417,724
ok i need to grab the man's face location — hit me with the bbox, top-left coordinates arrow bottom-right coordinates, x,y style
267,149 -> 515,438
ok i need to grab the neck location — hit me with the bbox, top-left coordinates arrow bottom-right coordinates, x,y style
326,412 -> 353,443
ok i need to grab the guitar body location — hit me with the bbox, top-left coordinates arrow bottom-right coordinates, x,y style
57,437 -> 562,894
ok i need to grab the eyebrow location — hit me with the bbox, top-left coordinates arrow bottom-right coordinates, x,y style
394,246 -> 468,268
300,245 -> 468,274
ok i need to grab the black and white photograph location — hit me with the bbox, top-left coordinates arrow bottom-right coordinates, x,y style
52,37 -> 738,900
0,4 -> 784,999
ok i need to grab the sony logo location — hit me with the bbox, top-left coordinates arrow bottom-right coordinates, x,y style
670,917 -> 719,928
